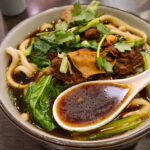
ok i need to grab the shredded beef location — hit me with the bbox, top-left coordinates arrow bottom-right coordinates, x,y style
115,48 -> 143,76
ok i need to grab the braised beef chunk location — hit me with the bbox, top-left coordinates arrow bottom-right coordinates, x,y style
105,46 -> 119,57
115,48 -> 143,76
51,56 -> 85,85
84,28 -> 99,40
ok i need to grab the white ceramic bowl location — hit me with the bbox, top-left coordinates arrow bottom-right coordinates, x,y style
0,6 -> 150,150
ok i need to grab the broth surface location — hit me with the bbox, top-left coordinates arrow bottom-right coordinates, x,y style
56,83 -> 130,127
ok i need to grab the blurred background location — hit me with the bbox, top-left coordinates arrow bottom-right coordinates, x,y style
0,0 -> 150,150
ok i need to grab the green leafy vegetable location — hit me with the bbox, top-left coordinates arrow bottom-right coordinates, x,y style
39,32 -> 56,43
97,23 -> 111,37
97,57 -> 113,73
33,37 -> 51,54
115,42 -> 132,53
30,55 -> 50,68
81,40 -> 98,50
55,31 -> 75,45
49,79 -> 67,99
24,75 -> 55,132
55,20 -> 68,31
72,1 -> 81,16
72,115 -> 142,140
96,35 -> 113,73
28,36 -> 59,68
89,115 -> 142,140
72,0 -> 100,24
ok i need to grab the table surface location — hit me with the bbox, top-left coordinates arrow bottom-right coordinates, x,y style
0,0 -> 150,150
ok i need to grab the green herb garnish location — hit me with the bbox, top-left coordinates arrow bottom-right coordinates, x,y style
115,42 -> 132,53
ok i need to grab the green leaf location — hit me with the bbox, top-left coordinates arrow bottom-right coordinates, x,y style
96,35 -> 113,73
72,115 -> 142,140
33,37 -> 51,54
97,57 -> 113,73
30,55 -> 50,68
72,0 -> 100,24
55,31 -> 75,45
72,1 -> 82,16
97,23 -> 111,37
115,42 -> 132,53
39,32 -> 56,43
89,115 -> 142,140
55,20 -> 68,31
24,75 -> 55,132
103,58 -> 113,73
49,79 -> 67,99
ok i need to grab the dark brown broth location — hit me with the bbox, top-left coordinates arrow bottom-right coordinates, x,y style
56,83 -> 130,127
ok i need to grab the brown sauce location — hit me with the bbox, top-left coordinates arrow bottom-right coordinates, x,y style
56,83 -> 130,127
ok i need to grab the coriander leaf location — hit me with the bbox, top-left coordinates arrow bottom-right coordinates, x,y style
97,24 -> 111,37
97,57 -> 113,73
87,0 -> 100,12
24,75 -> 55,132
103,58 -> 113,73
30,55 -> 50,68
115,42 -> 132,53
55,31 -> 74,45
72,1 -> 82,16
88,40 -> 98,50
81,40 -> 98,50
72,0 -> 100,24
39,32 -> 56,43
55,20 -> 68,31
33,37 -> 51,54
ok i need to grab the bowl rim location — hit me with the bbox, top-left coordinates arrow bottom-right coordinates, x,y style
0,4 -> 150,148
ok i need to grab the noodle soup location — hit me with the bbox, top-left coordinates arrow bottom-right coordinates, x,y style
5,0 -> 150,141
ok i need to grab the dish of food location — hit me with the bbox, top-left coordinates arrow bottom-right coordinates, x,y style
4,0 -> 150,141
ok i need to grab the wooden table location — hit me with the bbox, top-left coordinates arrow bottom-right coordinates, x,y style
0,0 -> 150,150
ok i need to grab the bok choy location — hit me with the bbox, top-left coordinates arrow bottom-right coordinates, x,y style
72,114 -> 142,140
24,75 -> 55,131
